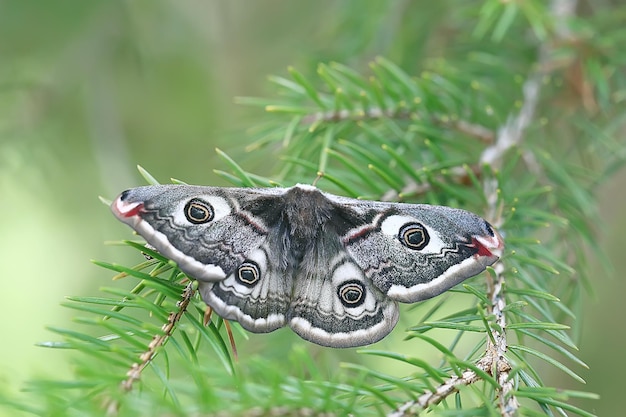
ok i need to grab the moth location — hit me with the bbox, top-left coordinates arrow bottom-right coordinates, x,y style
111,184 -> 503,348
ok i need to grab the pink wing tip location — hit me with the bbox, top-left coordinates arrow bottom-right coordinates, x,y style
112,197 -> 144,218
472,229 -> 505,259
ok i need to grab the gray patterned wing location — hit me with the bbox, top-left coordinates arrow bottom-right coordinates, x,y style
287,231 -> 399,348
111,184 -> 292,332
198,242 -> 293,333
329,197 -> 504,303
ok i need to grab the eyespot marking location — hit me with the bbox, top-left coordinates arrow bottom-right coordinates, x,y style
398,222 -> 430,250
236,261 -> 261,287
184,198 -> 214,224
337,280 -> 366,307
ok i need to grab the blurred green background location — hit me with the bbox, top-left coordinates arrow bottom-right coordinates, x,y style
0,1 -> 623,416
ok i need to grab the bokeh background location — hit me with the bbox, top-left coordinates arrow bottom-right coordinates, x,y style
0,2 -> 623,416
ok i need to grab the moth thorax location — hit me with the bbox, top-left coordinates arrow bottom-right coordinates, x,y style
283,187 -> 333,241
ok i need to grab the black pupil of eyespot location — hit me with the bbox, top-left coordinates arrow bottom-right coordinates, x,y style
240,268 -> 255,282
344,288 -> 361,302
406,230 -> 424,245
190,205 -> 207,219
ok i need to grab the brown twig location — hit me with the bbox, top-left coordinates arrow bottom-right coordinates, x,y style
121,282 -> 196,391
105,282 -> 196,416
299,107 -> 495,144
381,163 -> 483,202
386,1 -> 577,415
476,1 -> 578,409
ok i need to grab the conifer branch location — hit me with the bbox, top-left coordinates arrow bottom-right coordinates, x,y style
481,1 -> 576,414
122,282 -> 196,391
387,370 -> 481,417
388,1 -> 578,416
386,262 -> 516,417
486,261 -> 519,417
383,164 -> 482,201
480,1 -> 576,415
301,108 -> 494,144
480,0 -> 578,169
105,282 -> 196,416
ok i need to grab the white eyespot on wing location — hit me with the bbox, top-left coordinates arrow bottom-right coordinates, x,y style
288,255 -> 400,348
200,247 -> 288,333
216,247 -> 269,297
172,195 -> 232,226
380,215 -> 447,254
330,261 -> 378,314
112,197 -> 227,281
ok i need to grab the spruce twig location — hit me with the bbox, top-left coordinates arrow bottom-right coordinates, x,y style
480,0 -> 577,169
300,108 -> 495,144
105,282 -> 196,416
387,1 -> 577,416
478,2 -> 578,410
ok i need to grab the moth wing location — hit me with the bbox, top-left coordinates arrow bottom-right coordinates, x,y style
325,196 -> 504,303
198,242 -> 293,333
111,184 -> 292,331
287,233 -> 399,348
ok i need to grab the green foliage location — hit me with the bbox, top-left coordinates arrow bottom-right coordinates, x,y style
2,1 -> 625,416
